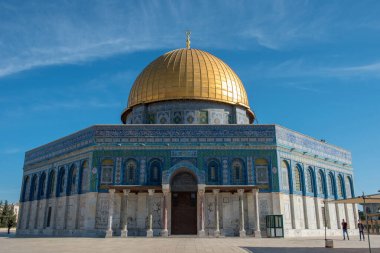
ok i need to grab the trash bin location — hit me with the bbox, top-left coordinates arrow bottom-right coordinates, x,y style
325,239 -> 334,248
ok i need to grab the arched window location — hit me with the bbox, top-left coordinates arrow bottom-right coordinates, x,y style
101,159 -> 114,184
306,168 -> 314,193
207,160 -> 219,184
337,175 -> 344,198
328,173 -> 335,197
57,168 -> 66,196
255,158 -> 269,184
30,175 -> 38,200
39,172 -> 46,198
22,176 -> 30,202
47,171 -> 55,198
68,165 -> 77,194
293,166 -> 302,192
149,160 -> 161,184
317,170 -> 326,196
125,159 -> 137,184
346,176 -> 354,198
80,161 -> 89,193
231,159 -> 244,185
281,160 -> 289,191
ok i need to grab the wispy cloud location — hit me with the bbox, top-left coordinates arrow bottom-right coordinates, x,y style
1,148 -> 21,155
1,0 -> 380,77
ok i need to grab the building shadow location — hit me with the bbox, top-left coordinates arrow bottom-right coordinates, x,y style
242,247 -> 380,253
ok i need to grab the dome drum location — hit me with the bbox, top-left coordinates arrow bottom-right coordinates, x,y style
123,100 -> 253,124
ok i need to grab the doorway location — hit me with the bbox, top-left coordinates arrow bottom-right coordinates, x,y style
170,171 -> 198,235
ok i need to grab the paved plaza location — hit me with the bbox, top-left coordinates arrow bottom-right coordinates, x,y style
0,229 -> 379,253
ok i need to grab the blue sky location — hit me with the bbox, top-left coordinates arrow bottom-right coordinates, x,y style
1,0 -> 379,202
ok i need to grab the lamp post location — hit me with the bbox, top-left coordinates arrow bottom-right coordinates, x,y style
363,192 -> 372,253
323,200 -> 327,243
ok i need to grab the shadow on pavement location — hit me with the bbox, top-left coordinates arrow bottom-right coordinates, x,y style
243,247 -> 380,253
0,231 -> 16,238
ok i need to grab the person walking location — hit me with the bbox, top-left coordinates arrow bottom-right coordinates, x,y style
342,219 -> 349,240
358,220 -> 365,241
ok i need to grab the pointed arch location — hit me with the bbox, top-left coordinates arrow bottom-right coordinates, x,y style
293,164 -> 304,193
22,176 -> 30,202
67,164 -> 78,195
281,160 -> 290,191
124,159 -> 138,185
30,174 -> 38,201
207,159 -> 220,185
57,167 -> 66,197
317,170 -> 327,198
327,172 -> 336,199
148,158 -> 162,185
79,160 -> 89,193
38,172 -> 46,199
306,167 -> 315,194
47,170 -> 56,198
231,158 -> 245,185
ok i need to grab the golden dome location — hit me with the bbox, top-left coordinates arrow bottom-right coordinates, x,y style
122,48 -> 253,123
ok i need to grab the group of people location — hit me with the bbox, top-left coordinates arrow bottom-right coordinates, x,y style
341,219 -> 365,241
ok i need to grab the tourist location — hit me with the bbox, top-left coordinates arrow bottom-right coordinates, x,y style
358,220 -> 365,241
342,219 -> 349,240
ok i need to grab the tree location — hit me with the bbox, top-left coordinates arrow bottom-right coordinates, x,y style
0,200 -> 8,227
7,204 -> 17,234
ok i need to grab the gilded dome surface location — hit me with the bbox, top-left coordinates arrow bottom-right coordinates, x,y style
123,48 -> 251,117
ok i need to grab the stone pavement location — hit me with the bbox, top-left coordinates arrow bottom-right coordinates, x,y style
0,229 -> 379,253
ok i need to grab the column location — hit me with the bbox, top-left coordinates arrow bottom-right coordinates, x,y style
289,194 -> 296,229
252,188 -> 261,237
302,196 -> 309,229
352,203 -> 358,229
344,203 -> 350,228
238,189 -> 246,237
335,203 -> 341,229
161,188 -> 169,237
147,189 -> 155,237
314,198 -> 322,229
213,189 -> 220,237
121,189 -> 130,237
105,189 -> 115,238
198,189 -> 206,237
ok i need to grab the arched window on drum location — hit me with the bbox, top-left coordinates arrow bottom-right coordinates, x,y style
207,160 -> 219,184
149,160 -> 161,185
281,160 -> 290,191
231,159 -> 244,185
125,159 -> 138,184
101,159 -> 114,184
255,158 -> 269,184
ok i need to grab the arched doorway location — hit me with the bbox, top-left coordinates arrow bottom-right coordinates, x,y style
170,171 -> 197,234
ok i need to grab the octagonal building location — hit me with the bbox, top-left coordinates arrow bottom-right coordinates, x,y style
17,44 -> 357,238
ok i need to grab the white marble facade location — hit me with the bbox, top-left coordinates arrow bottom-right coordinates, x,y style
17,188 -> 358,238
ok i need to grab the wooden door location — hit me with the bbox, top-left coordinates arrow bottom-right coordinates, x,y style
171,192 -> 197,234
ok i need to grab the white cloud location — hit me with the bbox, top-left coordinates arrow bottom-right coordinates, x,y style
1,0 -> 380,77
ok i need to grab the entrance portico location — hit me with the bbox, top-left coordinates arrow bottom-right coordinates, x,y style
104,182 -> 261,237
